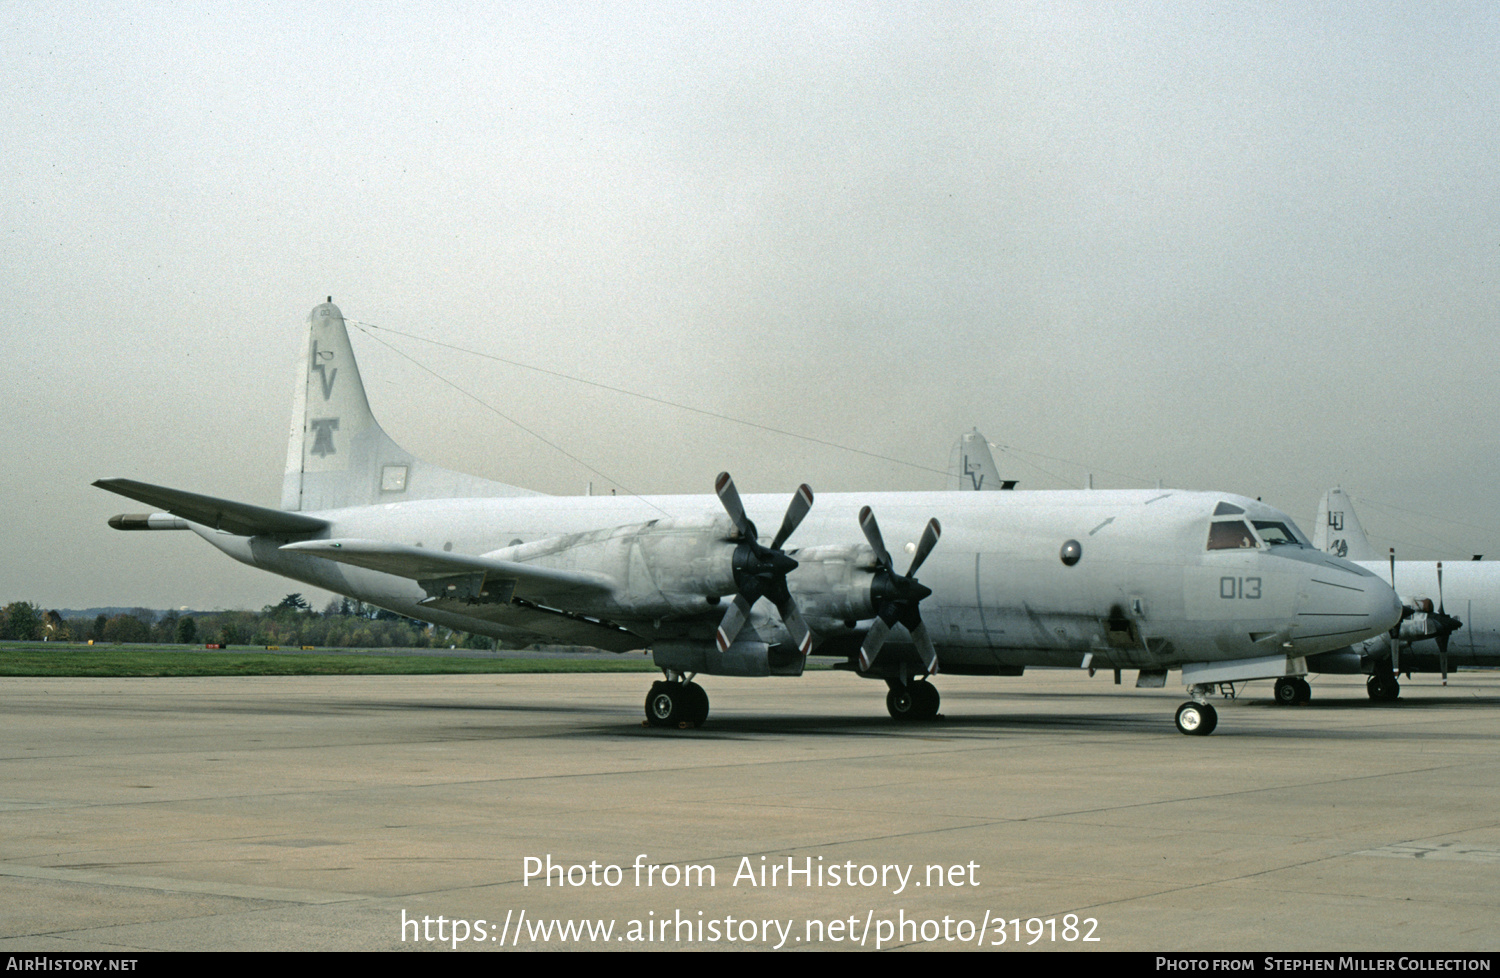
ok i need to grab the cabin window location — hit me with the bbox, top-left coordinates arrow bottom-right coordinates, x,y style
1207,520 -> 1258,550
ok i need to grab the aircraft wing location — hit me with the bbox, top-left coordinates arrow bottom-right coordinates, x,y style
281,538 -> 637,651
281,538 -> 615,599
95,478 -> 328,536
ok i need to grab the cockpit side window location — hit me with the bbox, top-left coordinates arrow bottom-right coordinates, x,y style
1207,520 -> 1258,550
1213,502 -> 1246,516
1252,520 -> 1304,547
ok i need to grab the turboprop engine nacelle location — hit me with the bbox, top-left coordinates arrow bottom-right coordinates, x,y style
786,544 -> 880,627
488,516 -> 743,621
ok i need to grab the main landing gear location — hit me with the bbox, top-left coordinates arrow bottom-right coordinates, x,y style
1273,677 -> 1312,705
886,678 -> 941,721
644,677 -> 709,728
1367,672 -> 1400,703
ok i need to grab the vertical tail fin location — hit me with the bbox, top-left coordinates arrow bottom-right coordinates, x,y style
948,428 -> 1015,491
1313,488 -> 1378,560
281,300 -> 539,512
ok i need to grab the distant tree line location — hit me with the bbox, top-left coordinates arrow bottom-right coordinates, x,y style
0,595 -> 500,650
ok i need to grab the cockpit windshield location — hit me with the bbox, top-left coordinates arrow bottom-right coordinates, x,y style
1206,511 -> 1311,551
1207,520 -> 1258,550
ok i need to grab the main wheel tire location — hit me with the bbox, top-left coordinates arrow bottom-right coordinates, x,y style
683,682 -> 710,726
1295,678 -> 1312,704
646,682 -> 689,728
1274,678 -> 1300,705
911,679 -> 941,720
1175,701 -> 1218,736
887,686 -> 917,720
887,681 -> 941,721
1367,675 -> 1400,703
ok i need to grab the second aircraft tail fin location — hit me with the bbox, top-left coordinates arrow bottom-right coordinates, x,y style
948,428 -> 1016,491
1312,488 -> 1379,561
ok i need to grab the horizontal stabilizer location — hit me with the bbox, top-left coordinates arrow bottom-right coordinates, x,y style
279,539 -> 616,605
94,479 -> 328,536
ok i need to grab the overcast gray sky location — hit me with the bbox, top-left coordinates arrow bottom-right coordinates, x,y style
3,2 -> 1497,612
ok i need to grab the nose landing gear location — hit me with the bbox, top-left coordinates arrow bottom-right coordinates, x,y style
1175,700 -> 1218,735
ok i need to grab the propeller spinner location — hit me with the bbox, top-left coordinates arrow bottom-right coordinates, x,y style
713,473 -> 815,657
857,506 -> 942,674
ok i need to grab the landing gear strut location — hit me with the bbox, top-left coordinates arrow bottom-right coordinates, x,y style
886,678 -> 940,721
645,678 -> 710,728
1273,677 -> 1312,705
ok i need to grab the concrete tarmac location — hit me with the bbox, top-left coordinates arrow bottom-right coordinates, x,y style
1,669 -> 1498,952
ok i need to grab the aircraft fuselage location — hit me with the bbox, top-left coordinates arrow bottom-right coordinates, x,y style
195,486 -> 1397,674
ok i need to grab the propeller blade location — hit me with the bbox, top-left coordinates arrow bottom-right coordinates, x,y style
715,472 -> 755,540
855,506 -> 942,676
773,592 -> 813,658
716,474 -> 817,658
910,620 -> 939,675
770,484 -> 814,551
859,506 -> 893,570
1437,561 -> 1445,615
859,617 -> 893,671
715,594 -> 755,653
907,518 -> 942,577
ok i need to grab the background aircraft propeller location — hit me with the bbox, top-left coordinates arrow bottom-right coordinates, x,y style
1432,560 -> 1463,677
713,473 -> 814,657
857,506 -> 942,674
1388,548 -> 1403,674
1384,550 -> 1463,678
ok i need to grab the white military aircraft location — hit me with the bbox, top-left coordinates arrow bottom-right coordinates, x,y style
1279,488 -> 1497,704
98,302 -> 1402,735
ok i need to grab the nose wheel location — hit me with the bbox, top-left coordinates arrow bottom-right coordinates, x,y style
1175,700 -> 1217,735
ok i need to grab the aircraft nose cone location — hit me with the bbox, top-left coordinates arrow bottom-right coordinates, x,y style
1295,558 -> 1404,654
1372,577 -> 1403,633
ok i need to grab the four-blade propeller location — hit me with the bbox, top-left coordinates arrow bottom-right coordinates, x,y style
857,505 -> 942,675
1386,550 -> 1464,675
713,473 -> 815,657
1433,560 -> 1464,660
711,475 -> 945,675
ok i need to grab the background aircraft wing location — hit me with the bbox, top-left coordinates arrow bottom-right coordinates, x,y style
95,478 -> 328,536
